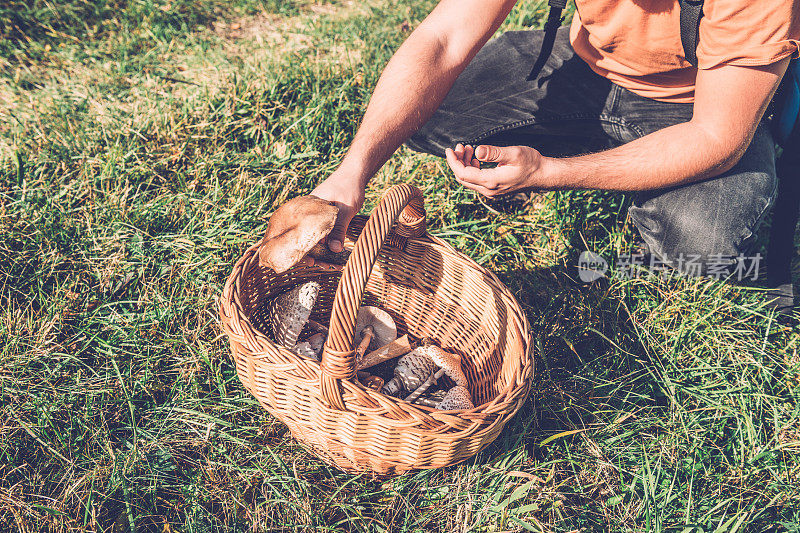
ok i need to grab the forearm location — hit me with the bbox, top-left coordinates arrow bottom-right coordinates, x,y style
337,35 -> 462,187
541,120 -> 750,191
334,0 -> 516,188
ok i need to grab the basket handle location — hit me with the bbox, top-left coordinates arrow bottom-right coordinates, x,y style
319,183 -> 426,410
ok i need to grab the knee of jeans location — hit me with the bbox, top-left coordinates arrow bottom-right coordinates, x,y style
630,203 -> 748,267
406,127 -> 452,158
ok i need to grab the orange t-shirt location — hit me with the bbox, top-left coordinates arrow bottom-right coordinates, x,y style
569,0 -> 800,103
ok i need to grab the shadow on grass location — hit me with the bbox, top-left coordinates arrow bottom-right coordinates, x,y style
468,265 -> 659,457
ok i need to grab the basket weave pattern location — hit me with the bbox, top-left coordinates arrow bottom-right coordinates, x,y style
219,184 -> 534,475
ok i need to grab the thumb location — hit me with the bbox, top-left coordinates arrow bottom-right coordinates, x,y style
474,145 -> 508,163
326,208 -> 353,252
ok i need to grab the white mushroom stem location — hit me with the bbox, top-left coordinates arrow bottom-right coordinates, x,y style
354,325 -> 375,363
413,389 -> 447,408
403,367 -> 446,403
357,335 -> 413,370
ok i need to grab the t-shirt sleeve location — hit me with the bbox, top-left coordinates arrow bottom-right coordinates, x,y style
696,0 -> 800,69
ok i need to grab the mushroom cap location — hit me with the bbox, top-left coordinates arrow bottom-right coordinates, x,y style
307,332 -> 326,353
294,341 -> 320,361
436,386 -> 474,411
268,281 -> 320,348
354,306 -> 397,352
382,348 -> 436,396
414,344 -> 467,388
258,195 -> 338,274
292,332 -> 325,361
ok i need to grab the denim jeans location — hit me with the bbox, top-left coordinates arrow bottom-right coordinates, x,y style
407,28 -> 778,273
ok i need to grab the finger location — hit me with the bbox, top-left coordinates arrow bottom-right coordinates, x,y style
454,143 -> 465,162
445,147 -> 466,173
449,149 -> 512,190
464,145 -> 474,165
475,144 -> 514,163
451,161 -> 501,188
470,158 -> 481,168
327,208 -> 353,252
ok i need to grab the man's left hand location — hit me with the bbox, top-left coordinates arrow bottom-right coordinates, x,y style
445,143 -> 548,197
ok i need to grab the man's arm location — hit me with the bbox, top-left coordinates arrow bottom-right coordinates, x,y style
448,58 -> 790,195
312,0 -> 517,251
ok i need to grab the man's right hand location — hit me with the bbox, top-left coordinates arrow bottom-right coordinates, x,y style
311,174 -> 365,253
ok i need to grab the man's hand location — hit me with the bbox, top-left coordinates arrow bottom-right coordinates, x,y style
524,59 -> 790,192
311,174 -> 365,253
312,0 -> 517,248
445,143 -> 548,197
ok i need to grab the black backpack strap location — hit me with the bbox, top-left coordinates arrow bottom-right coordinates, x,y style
678,0 -> 704,67
527,0 -> 568,81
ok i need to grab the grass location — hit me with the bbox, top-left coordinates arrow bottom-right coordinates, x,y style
1,0 -> 799,531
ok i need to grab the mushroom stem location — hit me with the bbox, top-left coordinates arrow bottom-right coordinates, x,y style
413,389 -> 447,408
404,367 -> 446,403
354,325 -> 375,362
382,376 -> 403,396
357,335 -> 413,370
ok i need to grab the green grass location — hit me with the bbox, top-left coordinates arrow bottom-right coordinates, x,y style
1,0 -> 799,531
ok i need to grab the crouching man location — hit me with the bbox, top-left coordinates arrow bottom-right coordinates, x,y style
311,0 -> 799,288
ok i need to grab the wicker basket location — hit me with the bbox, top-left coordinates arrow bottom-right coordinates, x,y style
219,184 -> 534,476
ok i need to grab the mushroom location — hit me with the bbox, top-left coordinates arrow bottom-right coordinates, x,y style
353,306 -> 397,364
354,325 -> 375,362
402,344 -> 468,403
413,389 -> 447,408
292,332 -> 325,361
382,349 -> 437,396
294,341 -> 320,361
306,331 -> 326,354
267,281 -> 320,348
416,343 -> 467,388
258,195 -> 349,274
436,386 -> 474,411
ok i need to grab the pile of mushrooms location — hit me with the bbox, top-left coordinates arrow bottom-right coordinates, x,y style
381,340 -> 474,410
258,194 -> 474,411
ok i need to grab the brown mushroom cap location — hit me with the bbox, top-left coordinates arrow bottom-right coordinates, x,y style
354,306 -> 397,353
258,195 -> 338,274
436,386 -> 474,411
415,344 -> 467,388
